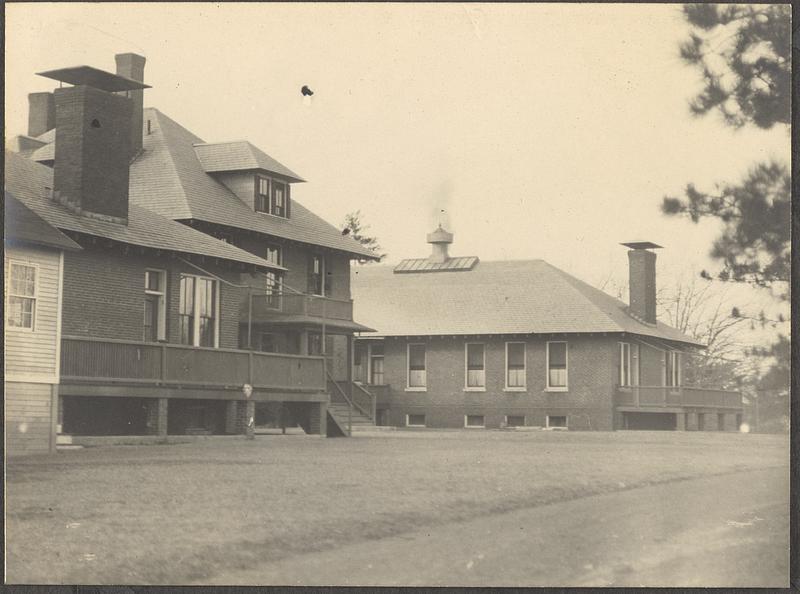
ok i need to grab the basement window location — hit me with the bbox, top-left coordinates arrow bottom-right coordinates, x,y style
465,415 -> 485,428
407,414 -> 426,427
505,415 -> 525,428
546,415 -> 567,429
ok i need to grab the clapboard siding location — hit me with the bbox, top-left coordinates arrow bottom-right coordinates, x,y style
4,245 -> 61,381
5,382 -> 54,455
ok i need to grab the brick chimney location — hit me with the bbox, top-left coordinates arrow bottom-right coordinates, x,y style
427,225 -> 453,264
621,241 -> 662,325
114,53 -> 146,159
37,65 -> 148,224
27,92 -> 56,137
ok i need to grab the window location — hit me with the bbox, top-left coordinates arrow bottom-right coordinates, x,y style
7,262 -> 37,330
144,269 -> 166,342
308,332 -> 323,356
258,332 -> 277,353
255,176 -> 270,213
265,245 -> 282,266
666,351 -> 681,387
370,342 -> 385,385
308,256 -> 332,295
255,175 -> 290,218
272,180 -> 286,217
618,342 -> 631,387
506,342 -> 526,389
465,343 -> 485,389
465,414 -> 485,428
179,274 -> 219,347
546,341 -> 568,390
407,343 -> 427,389
407,414 -> 426,427
546,415 -> 568,429
505,415 -> 525,428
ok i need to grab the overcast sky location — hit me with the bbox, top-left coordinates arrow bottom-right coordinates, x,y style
6,3 -> 789,325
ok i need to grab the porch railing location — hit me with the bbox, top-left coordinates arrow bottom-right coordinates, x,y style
615,385 -> 742,409
247,293 -> 354,322
351,382 -> 377,422
61,335 -> 326,392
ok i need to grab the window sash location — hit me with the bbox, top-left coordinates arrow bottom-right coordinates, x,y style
666,351 -> 680,387
370,356 -> 385,385
619,342 -> 631,386
506,342 -> 526,388
465,415 -> 485,427
8,296 -> 35,329
179,274 -> 218,347
547,342 -> 568,388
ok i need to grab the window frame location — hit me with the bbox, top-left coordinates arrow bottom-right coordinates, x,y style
254,175 -> 290,219
406,413 -> 426,428
255,175 -> 271,214
546,341 -> 569,391
546,415 -> 568,429
464,342 -> 486,391
178,273 -> 220,348
7,260 -> 39,332
406,342 -> 427,391
144,268 -> 167,342
505,415 -> 526,428
504,341 -> 527,391
618,341 -> 632,387
464,414 -> 485,428
666,350 -> 681,388
369,342 -> 385,385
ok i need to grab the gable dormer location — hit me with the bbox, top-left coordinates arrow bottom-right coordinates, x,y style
193,141 -> 304,219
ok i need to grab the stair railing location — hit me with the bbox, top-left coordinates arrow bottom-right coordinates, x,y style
326,371 -> 352,436
351,382 -> 377,422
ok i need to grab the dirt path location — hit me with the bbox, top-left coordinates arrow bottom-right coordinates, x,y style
204,466 -> 788,587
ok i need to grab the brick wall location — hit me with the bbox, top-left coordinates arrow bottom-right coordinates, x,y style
62,244 -> 247,348
369,335 -> 618,431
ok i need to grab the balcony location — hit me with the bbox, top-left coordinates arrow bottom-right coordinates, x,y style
615,385 -> 742,410
242,293 -> 371,332
60,335 -> 327,397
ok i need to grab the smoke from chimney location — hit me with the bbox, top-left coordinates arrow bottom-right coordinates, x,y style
429,178 -> 453,231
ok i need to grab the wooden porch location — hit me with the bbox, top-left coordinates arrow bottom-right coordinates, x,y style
60,335 -> 327,398
615,385 -> 742,411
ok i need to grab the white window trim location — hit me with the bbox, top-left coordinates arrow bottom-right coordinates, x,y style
144,269 -> 167,341
505,415 -> 526,428
310,254 -> 327,297
546,415 -> 568,429
464,414 -> 485,428
180,273 -> 221,348
504,341 -> 527,391
545,341 -> 569,391
255,175 -> 290,219
7,260 -> 39,332
618,341 -> 631,387
406,342 -> 427,391
667,350 -> 681,389
464,342 -> 486,391
406,414 -> 426,428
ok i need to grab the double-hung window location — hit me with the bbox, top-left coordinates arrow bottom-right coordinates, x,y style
666,351 -> 681,387
618,342 -> 632,387
308,255 -> 332,296
465,343 -> 485,389
505,342 -> 526,389
7,262 -> 37,330
547,341 -> 568,390
144,269 -> 167,342
407,343 -> 427,389
255,175 -> 290,218
255,176 -> 270,213
179,274 -> 219,347
370,342 -> 385,385
264,245 -> 283,308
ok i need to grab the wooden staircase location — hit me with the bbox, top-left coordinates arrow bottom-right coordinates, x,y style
326,376 -> 390,436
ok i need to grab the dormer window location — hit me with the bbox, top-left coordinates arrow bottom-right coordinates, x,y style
255,175 -> 290,218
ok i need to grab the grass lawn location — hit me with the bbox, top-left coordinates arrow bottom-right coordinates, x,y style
6,430 -> 788,584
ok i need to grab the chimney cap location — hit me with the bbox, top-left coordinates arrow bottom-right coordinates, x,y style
621,241 -> 663,250
37,65 -> 151,92
427,224 -> 453,244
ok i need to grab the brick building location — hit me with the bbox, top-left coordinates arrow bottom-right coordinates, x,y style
351,227 -> 743,431
6,55 -> 379,448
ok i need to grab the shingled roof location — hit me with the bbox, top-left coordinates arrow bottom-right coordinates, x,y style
5,150 -> 284,272
194,141 -> 305,181
124,108 -> 377,259
5,192 -> 82,251
351,260 -> 704,347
